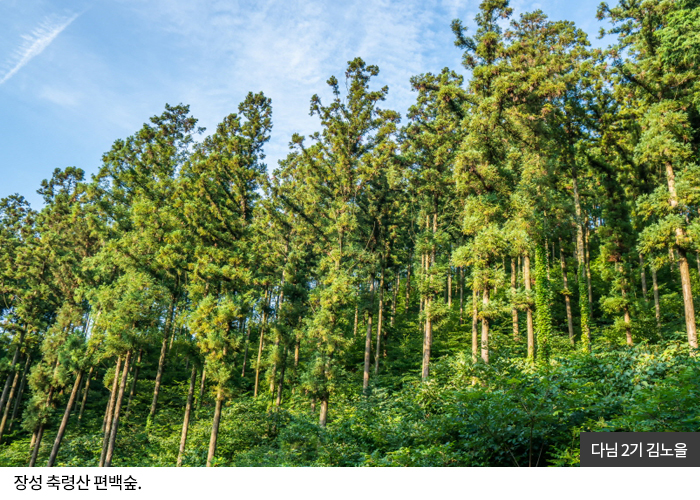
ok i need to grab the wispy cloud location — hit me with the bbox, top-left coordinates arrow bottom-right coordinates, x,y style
0,12 -> 79,85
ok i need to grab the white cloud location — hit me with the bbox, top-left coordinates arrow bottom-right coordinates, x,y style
0,12 -> 80,85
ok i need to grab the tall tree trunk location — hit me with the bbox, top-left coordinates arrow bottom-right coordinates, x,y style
47,370 -> 84,466
353,303 -> 359,336
362,278 -> 375,393
29,424 -> 44,467
405,260 -> 412,312
150,300 -> 176,421
198,369 -> 207,409
621,280 -> 633,347
275,349 -> 287,408
254,290 -> 271,398
78,366 -> 93,422
319,394 -> 328,428
584,225 -> 593,312
511,258 -> 519,342
390,274 -> 399,327
206,386 -> 224,467
639,254 -> 648,303
447,267 -> 452,307
99,356 -> 122,466
0,356 -> 23,442
481,288 -> 490,363
0,332 -> 24,415
241,318 -> 251,377
126,349 -> 143,414
9,355 -> 31,430
524,254 -> 535,360
652,267 -> 661,328
177,366 -> 197,467
374,265 -> 385,375
472,287 -> 479,363
665,162 -> 697,349
459,267 -> 464,325
422,300 -> 433,381
29,385 -> 54,467
560,240 -> 574,345
105,351 -> 132,467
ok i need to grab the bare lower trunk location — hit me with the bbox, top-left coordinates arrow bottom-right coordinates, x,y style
198,369 -> 206,408
177,366 -> 197,467
472,287 -> 478,363
353,304 -> 359,336
391,274 -> 399,327
0,360 -> 22,443
126,349 -> 142,414
99,356 -> 122,467
47,370 -> 84,466
421,298 -> 433,380
150,301 -> 176,420
10,356 -> 31,430
29,424 -> 44,467
275,349 -> 287,408
677,247 -> 698,349
105,350 -> 132,467
459,267 -> 464,325
481,289 -> 489,363
447,267 -> 452,307
362,278 -> 375,393
241,319 -> 251,377
652,267 -> 661,328
524,254 -> 535,360
405,262 -> 412,312
78,366 -> 93,422
639,254 -> 648,302
206,387 -> 224,467
511,258 -> 519,341
253,307 -> 269,398
374,267 -> 385,375
560,241 -> 574,345
0,335 -> 23,415
319,395 -> 328,428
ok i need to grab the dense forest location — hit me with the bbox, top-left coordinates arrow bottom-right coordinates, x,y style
1,0 -> 699,467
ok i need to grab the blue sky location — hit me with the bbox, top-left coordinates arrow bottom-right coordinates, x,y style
1,0 -> 609,208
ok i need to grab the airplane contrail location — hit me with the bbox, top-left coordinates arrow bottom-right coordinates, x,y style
0,12 -> 80,85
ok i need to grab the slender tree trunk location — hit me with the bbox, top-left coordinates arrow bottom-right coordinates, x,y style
29,385 -> 54,467
150,300 -> 176,421
105,351 -> 132,467
524,254 -> 535,361
460,267 -> 464,325
353,303 -> 359,336
47,370 -> 84,466
254,291 -> 270,398
197,369 -> 207,409
99,356 -> 122,466
241,319 -> 251,377
10,356 -> 31,430
665,162 -> 697,349
481,289 -> 489,363
652,267 -> 661,328
374,266 -> 385,375
447,267 -> 452,307
29,424 -> 44,467
405,260 -> 412,312
78,366 -> 93,422
177,366 -> 197,467
126,349 -> 143,414
362,278 -> 375,393
0,357 -> 23,442
275,349 -> 287,408
560,240 -> 575,345
391,274 -> 399,327
511,258 -> 519,342
206,386 -> 224,467
585,225 -> 593,311
0,333 -> 24,415
319,395 -> 328,428
639,254 -> 648,303
472,287 -> 479,363
422,300 -> 433,381
620,281 -> 633,346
